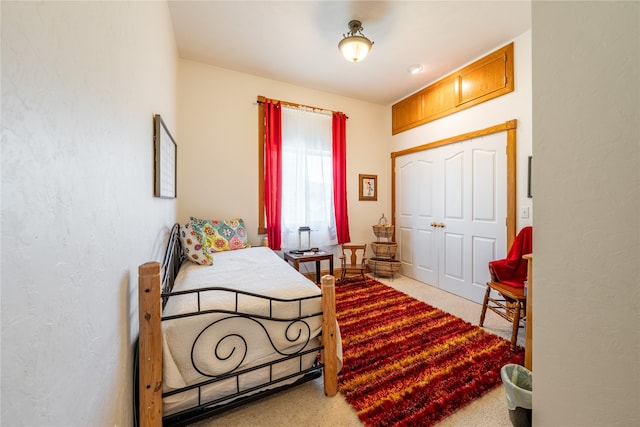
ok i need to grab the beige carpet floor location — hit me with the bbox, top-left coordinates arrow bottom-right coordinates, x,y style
189,274 -> 524,427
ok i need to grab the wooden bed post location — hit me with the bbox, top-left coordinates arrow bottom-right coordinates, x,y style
321,275 -> 338,397
138,262 -> 163,427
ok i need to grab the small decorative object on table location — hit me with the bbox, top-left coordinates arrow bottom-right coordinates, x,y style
297,226 -> 311,252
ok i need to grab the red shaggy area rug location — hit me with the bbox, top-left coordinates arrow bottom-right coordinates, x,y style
335,277 -> 524,427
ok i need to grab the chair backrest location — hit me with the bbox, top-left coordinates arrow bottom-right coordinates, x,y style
489,226 -> 532,286
341,244 -> 367,265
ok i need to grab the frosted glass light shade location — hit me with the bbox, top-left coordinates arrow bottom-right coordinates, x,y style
339,35 -> 373,63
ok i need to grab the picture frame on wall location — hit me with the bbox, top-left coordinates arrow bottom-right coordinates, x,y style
359,174 -> 377,201
154,114 -> 177,199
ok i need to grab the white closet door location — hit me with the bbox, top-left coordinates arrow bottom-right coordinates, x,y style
396,155 -> 440,285
395,132 -> 506,303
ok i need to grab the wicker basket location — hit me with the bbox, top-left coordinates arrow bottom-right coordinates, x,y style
372,225 -> 394,240
368,258 -> 401,278
371,242 -> 398,259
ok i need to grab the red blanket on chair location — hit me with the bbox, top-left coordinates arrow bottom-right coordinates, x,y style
489,226 -> 532,288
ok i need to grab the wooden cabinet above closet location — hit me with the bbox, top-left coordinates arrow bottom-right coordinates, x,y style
392,42 -> 514,135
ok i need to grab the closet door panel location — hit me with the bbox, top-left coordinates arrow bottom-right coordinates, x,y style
415,159 -> 438,284
472,236 -> 496,290
468,137 -> 507,302
416,160 -> 433,217
397,160 -> 416,278
399,226 -> 414,272
472,149 -> 498,222
415,228 -> 436,283
444,151 -> 464,220
396,154 -> 439,285
439,145 -> 469,297
442,231 -> 464,281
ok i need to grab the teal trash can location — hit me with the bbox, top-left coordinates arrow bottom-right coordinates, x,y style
501,364 -> 532,427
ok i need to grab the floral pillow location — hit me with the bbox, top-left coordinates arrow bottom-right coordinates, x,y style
190,217 -> 251,252
179,223 -> 214,265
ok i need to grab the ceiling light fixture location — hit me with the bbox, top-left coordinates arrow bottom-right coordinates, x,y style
338,20 -> 374,63
408,64 -> 424,75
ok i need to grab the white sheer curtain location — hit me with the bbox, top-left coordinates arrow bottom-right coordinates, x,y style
280,106 -> 337,249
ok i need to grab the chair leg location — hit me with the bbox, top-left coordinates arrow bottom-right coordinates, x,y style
510,302 -> 521,350
479,286 -> 491,326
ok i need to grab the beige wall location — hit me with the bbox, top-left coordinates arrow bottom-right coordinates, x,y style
532,2 -> 640,425
1,1 -> 177,425
177,59 -> 390,249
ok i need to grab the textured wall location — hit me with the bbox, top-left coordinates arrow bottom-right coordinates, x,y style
532,2 -> 640,425
1,2 -> 177,425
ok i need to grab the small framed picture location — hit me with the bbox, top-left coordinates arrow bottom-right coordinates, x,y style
154,114 -> 177,199
359,174 -> 377,201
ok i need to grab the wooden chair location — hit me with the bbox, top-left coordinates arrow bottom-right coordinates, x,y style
479,226 -> 532,350
339,244 -> 367,280
479,280 -> 527,350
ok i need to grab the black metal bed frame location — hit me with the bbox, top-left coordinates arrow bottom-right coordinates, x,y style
137,223 -> 326,427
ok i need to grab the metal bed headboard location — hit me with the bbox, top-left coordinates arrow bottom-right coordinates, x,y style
161,223 -> 185,308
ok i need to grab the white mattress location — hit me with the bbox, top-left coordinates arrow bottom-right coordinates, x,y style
161,247 -> 340,416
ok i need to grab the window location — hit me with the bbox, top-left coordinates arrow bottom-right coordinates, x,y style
280,107 -> 337,248
258,96 -> 350,250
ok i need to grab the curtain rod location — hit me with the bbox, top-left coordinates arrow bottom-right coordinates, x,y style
257,96 -> 348,118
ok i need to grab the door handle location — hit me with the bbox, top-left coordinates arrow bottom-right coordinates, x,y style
431,222 -> 446,228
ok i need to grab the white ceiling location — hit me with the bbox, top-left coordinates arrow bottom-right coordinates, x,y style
168,1 -> 531,105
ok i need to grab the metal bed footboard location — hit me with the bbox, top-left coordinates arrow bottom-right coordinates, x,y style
160,287 -> 325,426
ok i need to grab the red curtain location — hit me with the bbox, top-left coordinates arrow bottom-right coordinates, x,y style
332,112 -> 351,243
264,100 -> 282,250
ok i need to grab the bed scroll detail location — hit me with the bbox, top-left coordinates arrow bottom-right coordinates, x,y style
137,224 -> 338,427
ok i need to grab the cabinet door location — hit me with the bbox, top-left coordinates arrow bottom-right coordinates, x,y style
392,93 -> 423,134
458,49 -> 510,106
423,76 -> 457,121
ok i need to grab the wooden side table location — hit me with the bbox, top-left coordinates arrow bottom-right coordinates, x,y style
284,251 -> 334,284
